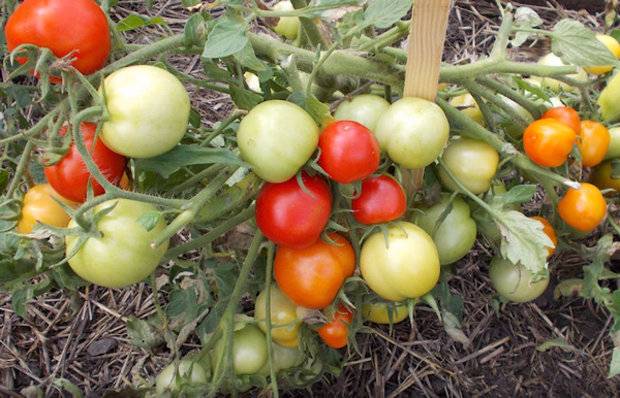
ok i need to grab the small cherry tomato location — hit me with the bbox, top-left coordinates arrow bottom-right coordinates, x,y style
438,137 -> 499,194
577,120 -> 610,167
557,183 -> 607,232
17,184 -> 74,233
523,118 -> 576,167
274,233 -> 355,309
590,160 -> 620,191
362,301 -> 408,324
44,122 -> 127,203
529,216 -> 557,257
255,172 -> 332,248
351,175 -> 406,224
317,304 -> 353,349
584,34 -> 620,75
541,106 -> 581,134
318,120 -> 380,183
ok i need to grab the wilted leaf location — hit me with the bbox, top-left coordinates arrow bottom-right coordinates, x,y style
126,316 -> 163,349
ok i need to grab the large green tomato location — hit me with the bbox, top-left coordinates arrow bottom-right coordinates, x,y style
414,194 -> 477,265
374,97 -> 449,169
334,94 -> 390,132
212,324 -> 268,375
65,199 -> 168,288
489,257 -> 549,303
599,73 -> 620,122
360,222 -> 440,301
605,127 -> 620,159
537,53 -> 588,92
237,100 -> 319,183
254,285 -> 301,348
273,1 -> 299,40
155,359 -> 209,394
438,137 -> 499,194
257,342 -> 304,376
101,65 -> 190,158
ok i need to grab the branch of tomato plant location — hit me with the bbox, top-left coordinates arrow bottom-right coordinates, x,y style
252,1 -> 358,17
0,107 -> 63,145
356,21 -> 410,52
150,167 -> 238,248
290,0 -> 332,49
263,242 -> 280,398
200,109 -> 247,146
476,76 -> 545,118
5,141 -> 35,198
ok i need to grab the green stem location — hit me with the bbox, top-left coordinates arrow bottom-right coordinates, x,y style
254,1 -> 357,17
5,141 -> 34,197
200,109 -> 246,146
461,79 -> 529,131
0,108 -> 61,145
290,0 -> 331,48
263,242 -> 280,398
169,164 -> 224,194
489,11 -> 513,60
476,76 -> 544,118
357,21 -> 410,52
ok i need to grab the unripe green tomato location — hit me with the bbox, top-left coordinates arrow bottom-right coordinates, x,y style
489,257 -> 549,303
257,342 -> 304,376
498,97 -> 534,138
155,360 -> 209,394
605,127 -> 620,160
538,53 -> 588,92
414,194 -> 477,265
374,97 -> 449,169
254,285 -> 301,348
449,93 -> 485,126
599,73 -> 620,122
101,65 -> 190,158
438,137 -> 499,194
211,324 -> 268,375
273,1 -> 300,40
65,199 -> 168,288
334,94 -> 390,132
360,222 -> 440,301
237,100 -> 319,183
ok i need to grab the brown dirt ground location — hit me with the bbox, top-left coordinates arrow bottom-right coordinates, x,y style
1,1 -> 620,397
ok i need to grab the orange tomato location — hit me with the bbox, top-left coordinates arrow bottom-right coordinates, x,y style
17,184 -> 74,233
523,118 -> 576,167
541,106 -> 581,134
577,120 -> 610,167
529,216 -> 558,256
557,183 -> 607,232
274,233 -> 355,309
119,173 -> 130,190
317,304 -> 353,349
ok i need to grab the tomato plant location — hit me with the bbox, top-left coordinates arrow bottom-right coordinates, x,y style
44,122 -> 126,203
255,172 -> 332,248
211,324 -> 268,375
438,137 -> 499,194
237,100 -> 319,183
557,183 -> 607,232
100,65 -> 191,158
334,94 -> 390,132
415,194 -> 477,265
360,222 -> 440,301
577,120 -> 610,167
540,106 -> 581,134
5,0 -> 110,76
317,304 -> 353,349
351,175 -> 406,224
17,184 -> 73,234
317,120 -> 380,183
65,199 -> 168,288
362,301 -> 408,324
523,118 -> 576,167
274,233 -> 354,309
255,285 -> 301,348
489,257 -> 549,303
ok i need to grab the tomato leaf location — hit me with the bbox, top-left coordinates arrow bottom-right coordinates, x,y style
135,145 -> 245,178
551,19 -> 619,67
202,16 -> 248,59
288,91 -> 333,126
609,347 -> 620,378
492,184 -> 537,207
497,210 -> 553,275
137,211 -> 162,232
511,7 -> 543,47
184,13 -> 207,46
126,316 -> 164,349
230,85 -> 263,110
363,0 -> 410,29
116,14 -> 166,32
234,43 -> 267,72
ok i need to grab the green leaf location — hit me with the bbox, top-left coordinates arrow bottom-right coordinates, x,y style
234,43 -> 267,72
230,85 -> 263,110
609,347 -> 620,378
53,378 -> 83,398
202,16 -> 248,59
135,145 -> 245,178
11,284 -> 33,318
51,264 -> 86,291
493,184 -> 537,207
497,210 -> 553,275
116,14 -> 166,32
184,13 -> 207,46
551,19 -> 619,67
137,211 -> 162,232
363,0 -> 410,29
126,316 -> 164,349
288,91 -> 332,125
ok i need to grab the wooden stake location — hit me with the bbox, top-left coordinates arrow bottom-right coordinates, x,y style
401,0 -> 452,198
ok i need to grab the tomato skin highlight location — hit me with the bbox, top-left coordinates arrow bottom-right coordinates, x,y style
17,184 -> 74,233
5,0 -> 111,76
274,233 -> 355,309
318,304 -> 353,349
541,106 -> 581,134
558,183 -> 607,233
530,216 -> 557,257
523,118 -> 576,167
256,173 -> 332,248
577,120 -> 610,167
44,122 -> 126,203
351,175 -> 406,225
318,120 -> 380,184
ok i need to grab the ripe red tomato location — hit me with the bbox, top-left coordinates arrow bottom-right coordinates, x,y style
255,172 -> 332,248
44,122 -> 126,203
351,175 -> 406,224
577,120 -> 610,167
5,0 -> 111,76
523,118 -> 576,167
557,183 -> 607,232
318,120 -> 380,184
541,106 -> 581,134
274,233 -> 355,309
317,304 -> 353,349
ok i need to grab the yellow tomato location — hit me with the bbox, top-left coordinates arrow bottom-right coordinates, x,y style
362,301 -> 409,324
254,285 -> 301,348
17,184 -> 74,233
584,34 -> 620,75
449,93 -> 485,126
